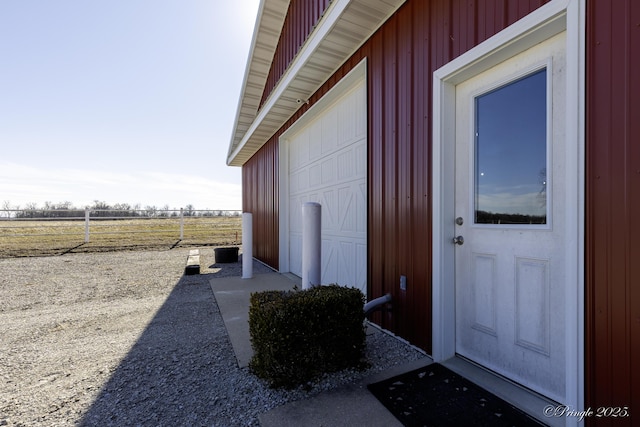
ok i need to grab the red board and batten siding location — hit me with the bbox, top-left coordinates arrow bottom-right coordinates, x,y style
586,0 -> 640,422
242,138 -> 279,269
259,0 -> 331,108
244,0 -> 549,352
241,0 -> 640,419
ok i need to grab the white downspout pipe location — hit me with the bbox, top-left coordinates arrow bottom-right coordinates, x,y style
242,212 -> 253,279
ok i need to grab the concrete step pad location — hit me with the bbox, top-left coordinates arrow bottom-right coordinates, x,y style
184,249 -> 200,275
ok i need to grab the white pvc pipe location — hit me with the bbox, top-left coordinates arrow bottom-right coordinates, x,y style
179,208 -> 184,240
302,202 -> 321,289
84,207 -> 90,243
242,212 -> 253,279
364,293 -> 392,316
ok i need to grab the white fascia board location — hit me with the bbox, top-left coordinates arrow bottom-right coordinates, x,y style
227,0 -> 353,166
226,0 -> 269,163
227,0 -> 406,166
226,0 -> 291,166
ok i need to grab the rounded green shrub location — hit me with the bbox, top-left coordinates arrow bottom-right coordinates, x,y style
248,285 -> 366,388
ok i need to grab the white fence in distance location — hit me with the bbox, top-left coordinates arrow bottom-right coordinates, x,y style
0,208 -> 242,243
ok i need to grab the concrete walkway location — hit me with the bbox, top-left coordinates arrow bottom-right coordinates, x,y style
210,272 -> 299,368
209,272 -> 432,427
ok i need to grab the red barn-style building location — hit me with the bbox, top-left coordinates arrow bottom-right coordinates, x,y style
227,0 -> 639,424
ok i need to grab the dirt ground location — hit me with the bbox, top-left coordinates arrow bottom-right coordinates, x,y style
0,248 -> 226,426
0,248 -> 429,426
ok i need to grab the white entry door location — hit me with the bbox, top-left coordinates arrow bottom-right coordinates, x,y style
454,32 -> 567,403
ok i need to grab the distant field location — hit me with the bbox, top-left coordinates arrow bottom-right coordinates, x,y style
0,216 -> 242,258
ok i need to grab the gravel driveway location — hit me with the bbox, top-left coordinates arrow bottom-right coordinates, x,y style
0,248 -> 426,426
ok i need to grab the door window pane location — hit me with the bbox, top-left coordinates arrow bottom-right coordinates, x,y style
474,69 -> 547,225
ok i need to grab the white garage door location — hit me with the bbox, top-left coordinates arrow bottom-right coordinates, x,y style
286,80 -> 367,295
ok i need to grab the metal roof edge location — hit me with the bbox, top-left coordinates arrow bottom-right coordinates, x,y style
226,0 -> 406,167
226,0 -> 290,166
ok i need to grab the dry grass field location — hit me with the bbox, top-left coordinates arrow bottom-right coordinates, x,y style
0,216 -> 242,258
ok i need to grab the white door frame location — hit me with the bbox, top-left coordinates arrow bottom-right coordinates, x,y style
432,0 -> 585,417
278,59 -> 367,275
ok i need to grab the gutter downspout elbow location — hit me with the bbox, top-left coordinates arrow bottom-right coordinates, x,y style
364,293 -> 392,316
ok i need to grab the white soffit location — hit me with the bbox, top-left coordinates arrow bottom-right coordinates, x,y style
227,0 -> 406,166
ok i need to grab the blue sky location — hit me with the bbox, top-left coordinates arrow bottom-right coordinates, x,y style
0,0 -> 259,211
475,69 -> 548,217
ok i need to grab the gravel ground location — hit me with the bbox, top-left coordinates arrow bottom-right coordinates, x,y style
0,248 -> 427,426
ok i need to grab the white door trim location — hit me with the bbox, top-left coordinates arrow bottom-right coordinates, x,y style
278,59 -> 368,275
432,0 -> 584,420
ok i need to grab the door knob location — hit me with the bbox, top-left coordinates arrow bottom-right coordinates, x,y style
452,236 -> 464,245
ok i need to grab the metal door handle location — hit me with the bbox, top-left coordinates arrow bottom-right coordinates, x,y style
452,235 -> 464,245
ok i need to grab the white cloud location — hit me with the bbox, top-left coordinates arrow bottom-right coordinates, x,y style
0,162 -> 241,210
0,2 -> 256,213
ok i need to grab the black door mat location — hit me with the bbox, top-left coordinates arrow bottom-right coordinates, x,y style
367,363 -> 546,427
